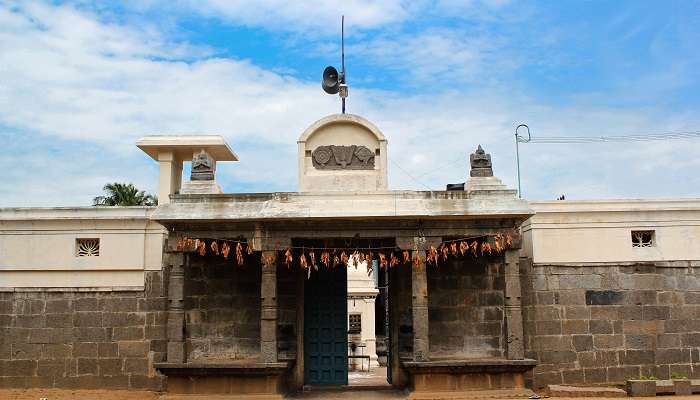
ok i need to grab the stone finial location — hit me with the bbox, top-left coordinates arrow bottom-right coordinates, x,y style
191,150 -> 215,181
469,145 -> 493,177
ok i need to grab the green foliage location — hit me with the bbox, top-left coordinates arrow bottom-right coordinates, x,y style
93,183 -> 158,206
670,372 -> 688,380
638,375 -> 658,381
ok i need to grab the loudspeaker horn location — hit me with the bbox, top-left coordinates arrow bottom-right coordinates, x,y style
322,66 -> 340,94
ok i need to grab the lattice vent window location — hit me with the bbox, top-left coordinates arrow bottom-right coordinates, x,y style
76,238 -> 100,257
348,314 -> 362,334
631,230 -> 654,248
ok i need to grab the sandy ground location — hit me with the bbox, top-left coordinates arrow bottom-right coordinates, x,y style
4,387 -> 700,400
0,388 -> 161,400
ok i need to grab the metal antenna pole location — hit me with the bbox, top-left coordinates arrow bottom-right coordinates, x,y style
515,124 -> 530,199
341,15 -> 346,114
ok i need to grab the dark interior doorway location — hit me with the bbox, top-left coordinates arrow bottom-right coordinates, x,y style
296,237 -> 395,387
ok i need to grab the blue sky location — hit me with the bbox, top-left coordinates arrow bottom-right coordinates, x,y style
1,0 -> 699,206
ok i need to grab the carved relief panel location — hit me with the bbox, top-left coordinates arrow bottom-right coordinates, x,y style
311,145 -> 375,170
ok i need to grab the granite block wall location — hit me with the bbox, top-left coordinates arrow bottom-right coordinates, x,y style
0,271 -> 167,390
184,258 -> 261,361
427,257 -> 505,359
521,262 -> 700,388
394,263 -> 414,359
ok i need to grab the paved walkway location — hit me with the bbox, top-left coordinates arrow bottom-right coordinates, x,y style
349,366 -> 391,387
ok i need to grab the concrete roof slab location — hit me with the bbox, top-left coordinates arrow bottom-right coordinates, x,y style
136,135 -> 238,161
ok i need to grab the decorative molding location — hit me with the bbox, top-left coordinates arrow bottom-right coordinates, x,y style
312,145 -> 375,170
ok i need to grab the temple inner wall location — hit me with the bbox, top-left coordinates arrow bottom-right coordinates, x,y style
428,257 -> 506,359
184,257 -> 261,361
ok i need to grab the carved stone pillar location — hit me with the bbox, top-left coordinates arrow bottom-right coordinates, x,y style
411,239 -> 430,362
167,252 -> 186,363
504,249 -> 524,359
261,250 -> 278,363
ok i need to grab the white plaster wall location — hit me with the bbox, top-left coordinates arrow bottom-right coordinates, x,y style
0,207 -> 165,289
523,199 -> 700,264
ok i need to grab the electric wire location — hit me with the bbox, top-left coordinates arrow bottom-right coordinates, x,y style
388,157 -> 434,191
518,130 -> 700,144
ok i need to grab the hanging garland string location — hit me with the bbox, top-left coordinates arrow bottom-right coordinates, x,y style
177,230 -> 516,279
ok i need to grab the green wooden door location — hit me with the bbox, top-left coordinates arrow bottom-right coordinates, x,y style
304,266 -> 348,385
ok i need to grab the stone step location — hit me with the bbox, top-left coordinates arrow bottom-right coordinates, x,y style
407,388 -> 537,400
160,395 -> 284,400
292,388 -> 406,399
547,384 -> 627,398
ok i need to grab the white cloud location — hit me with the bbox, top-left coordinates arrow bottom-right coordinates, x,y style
350,29 -> 513,85
0,1 -> 699,207
158,0 -> 412,35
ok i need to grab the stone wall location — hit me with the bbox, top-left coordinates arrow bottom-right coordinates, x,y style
395,264 -> 414,359
522,261 -> 700,388
428,257 -> 505,359
0,271 -> 167,390
184,257 -> 261,361
277,265 -> 298,361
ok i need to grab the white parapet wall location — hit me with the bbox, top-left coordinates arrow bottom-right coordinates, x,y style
522,199 -> 700,265
0,207 -> 165,290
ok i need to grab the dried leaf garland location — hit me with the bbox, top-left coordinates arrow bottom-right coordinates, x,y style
440,244 -> 449,262
247,244 -> 254,255
261,253 -> 275,267
333,253 -> 340,268
352,251 -> 360,268
506,233 -> 513,248
390,253 -> 399,268
427,245 -> 438,265
481,242 -> 492,254
300,253 -> 308,269
378,252 -> 387,268
221,242 -> 231,259
284,248 -> 293,268
494,234 -> 503,253
210,241 -> 219,256
340,251 -> 349,266
310,251 -> 317,268
235,242 -> 244,266
197,240 -> 206,256
402,250 -> 410,264
459,241 -> 468,256
469,241 -> 478,256
321,251 -> 330,266
450,242 -> 458,256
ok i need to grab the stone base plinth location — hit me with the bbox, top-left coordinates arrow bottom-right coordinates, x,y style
180,180 -> 222,194
156,362 -> 291,399
402,359 -> 537,399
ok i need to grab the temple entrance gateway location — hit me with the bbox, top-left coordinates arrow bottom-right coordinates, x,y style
304,265 -> 348,385
150,113 -> 537,398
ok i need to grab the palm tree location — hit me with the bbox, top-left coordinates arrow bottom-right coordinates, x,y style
93,183 -> 158,206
